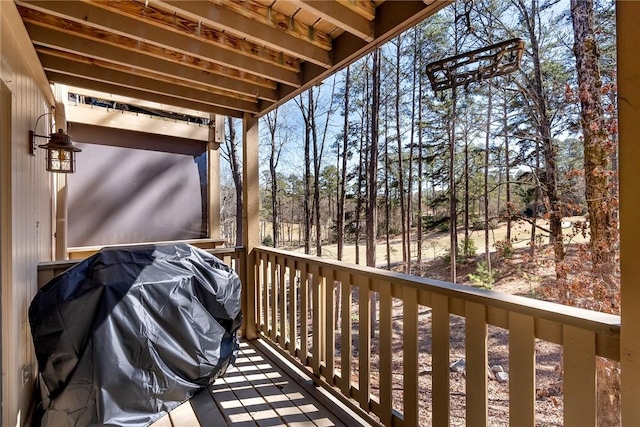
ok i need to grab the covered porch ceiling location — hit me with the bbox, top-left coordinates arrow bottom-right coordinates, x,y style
15,0 -> 451,119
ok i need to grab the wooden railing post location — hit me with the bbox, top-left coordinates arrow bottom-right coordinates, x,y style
618,2 -> 640,425
241,113 -> 259,340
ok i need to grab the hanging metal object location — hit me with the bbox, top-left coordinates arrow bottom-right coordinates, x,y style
425,38 -> 525,93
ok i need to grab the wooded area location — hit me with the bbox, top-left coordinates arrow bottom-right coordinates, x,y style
219,0 -> 617,302
218,0 -> 618,421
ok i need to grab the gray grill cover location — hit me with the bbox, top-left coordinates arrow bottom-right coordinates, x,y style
30,243 -> 242,427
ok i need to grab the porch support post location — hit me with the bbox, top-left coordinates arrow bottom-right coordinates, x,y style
242,112 -> 259,339
207,114 -> 221,239
618,2 -> 640,425
53,84 -> 68,260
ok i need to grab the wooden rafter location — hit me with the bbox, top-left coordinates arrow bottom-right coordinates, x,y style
18,1 -> 302,85
24,22 -> 278,101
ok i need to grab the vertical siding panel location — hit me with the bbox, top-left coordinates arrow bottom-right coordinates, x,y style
1,6 -> 56,424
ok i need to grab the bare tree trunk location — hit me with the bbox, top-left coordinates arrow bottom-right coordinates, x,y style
571,1 -> 619,424
266,109 -> 280,247
309,89 -> 323,257
463,118 -> 470,253
504,89 -> 512,242
484,86 -> 493,284
366,48 -> 381,268
393,37 -> 408,273
337,69 -> 350,261
449,85 -> 458,283
571,0 -> 617,278
416,40 -> 424,275
225,117 -> 243,246
384,101 -> 391,269
518,0 -> 564,276
302,95 -> 312,255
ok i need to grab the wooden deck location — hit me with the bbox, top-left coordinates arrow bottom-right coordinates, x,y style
152,340 -> 374,427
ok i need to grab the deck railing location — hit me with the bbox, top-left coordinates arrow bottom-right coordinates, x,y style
251,246 -> 620,427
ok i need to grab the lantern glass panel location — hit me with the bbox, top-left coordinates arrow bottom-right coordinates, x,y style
47,148 -> 75,173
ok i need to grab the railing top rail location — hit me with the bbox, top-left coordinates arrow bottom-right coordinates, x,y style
40,246 -> 245,269
255,246 -> 620,335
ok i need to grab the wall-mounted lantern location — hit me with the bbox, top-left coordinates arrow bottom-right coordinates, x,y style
30,125 -> 82,173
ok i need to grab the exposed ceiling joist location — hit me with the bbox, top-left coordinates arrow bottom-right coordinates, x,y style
39,53 -> 259,113
15,0 -> 452,119
25,22 -> 278,102
159,0 -> 333,68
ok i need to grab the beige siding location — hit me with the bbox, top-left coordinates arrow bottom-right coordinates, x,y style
1,2 -> 55,426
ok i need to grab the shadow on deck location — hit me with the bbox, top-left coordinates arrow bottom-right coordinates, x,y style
153,340 -> 375,427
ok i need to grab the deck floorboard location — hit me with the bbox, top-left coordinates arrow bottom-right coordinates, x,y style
152,340 -> 365,427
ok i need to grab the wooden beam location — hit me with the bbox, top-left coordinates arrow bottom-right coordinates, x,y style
67,87 -> 212,119
45,71 -> 244,118
160,0 -> 332,68
291,0 -> 373,42
17,1 -> 301,86
65,104 -> 210,141
25,22 -> 278,102
38,52 -> 259,113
